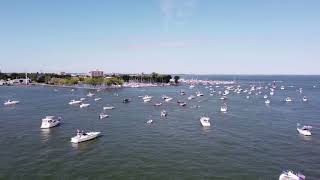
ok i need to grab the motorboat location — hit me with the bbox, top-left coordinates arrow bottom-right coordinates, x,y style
188,95 -> 195,100
279,170 -> 305,180
80,98 -> 86,101
265,99 -> 271,104
87,92 -> 95,97
196,91 -> 204,97
146,119 -> 153,124
70,130 -> 101,143
40,116 -> 61,129
286,97 -> 292,102
80,103 -> 90,108
94,98 -> 102,101
69,100 -> 82,105
302,96 -> 308,102
200,116 -> 211,127
154,102 -> 163,106
144,98 -> 151,103
220,104 -> 228,112
297,124 -> 312,136
4,100 -> 20,106
99,113 -> 109,119
189,85 -> 195,89
123,98 -> 130,103
160,110 -> 167,117
270,91 -> 274,96
142,95 -> 152,100
178,101 -> 187,107
220,96 -> 228,100
180,91 -> 186,96
280,86 -> 285,90
264,95 -> 268,99
103,106 -> 115,110
165,97 -> 173,102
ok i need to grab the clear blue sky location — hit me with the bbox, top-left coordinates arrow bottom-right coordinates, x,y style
0,0 -> 319,74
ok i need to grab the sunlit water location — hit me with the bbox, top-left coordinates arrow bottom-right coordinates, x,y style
0,75 -> 320,179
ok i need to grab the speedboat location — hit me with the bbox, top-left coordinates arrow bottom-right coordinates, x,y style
160,110 -> 167,117
220,104 -> 228,112
4,100 -> 20,106
87,92 -> 95,97
279,170 -> 305,180
69,100 -> 82,105
154,102 -> 163,106
220,96 -> 228,100
146,119 -> 153,124
103,106 -> 115,110
80,98 -> 86,101
123,98 -> 130,103
94,98 -> 102,101
286,97 -> 292,102
70,130 -> 101,143
40,116 -> 61,129
297,124 -> 312,136
165,97 -> 173,102
280,86 -> 285,90
180,91 -> 186,96
302,96 -> 308,102
178,102 -> 187,107
142,95 -> 152,100
99,113 -> 109,119
264,95 -> 268,99
270,91 -> 274,96
265,99 -> 271,104
144,98 -> 151,103
200,116 -> 211,127
188,95 -> 195,100
80,103 -> 90,108
196,91 -> 204,97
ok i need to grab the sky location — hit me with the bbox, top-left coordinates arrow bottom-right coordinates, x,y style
0,0 -> 320,74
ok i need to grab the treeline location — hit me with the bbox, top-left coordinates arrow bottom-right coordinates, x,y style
119,72 -> 177,84
0,72 -> 180,85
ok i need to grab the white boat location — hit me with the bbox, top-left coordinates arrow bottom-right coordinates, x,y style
142,95 -> 152,100
94,98 -> 102,101
69,100 -> 82,105
189,85 -> 195,89
160,110 -> 167,117
4,100 -> 20,106
80,98 -> 86,101
144,98 -> 151,103
188,95 -> 195,100
179,102 -> 187,107
200,116 -> 211,127
265,99 -> 271,104
196,91 -> 204,97
220,96 -> 227,100
99,113 -> 109,119
40,116 -> 61,129
264,95 -> 268,99
165,97 -> 173,102
246,96 -> 250,99
146,119 -> 153,124
87,92 -> 95,97
103,106 -> 115,110
220,104 -> 228,112
279,170 -> 305,180
270,91 -> 274,96
154,102 -> 162,106
286,97 -> 292,102
280,86 -> 285,90
180,91 -> 186,96
80,103 -> 90,108
302,96 -> 308,102
297,125 -> 312,136
71,89 -> 75,92
70,131 -> 101,143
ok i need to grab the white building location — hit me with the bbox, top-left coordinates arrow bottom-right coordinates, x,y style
89,70 -> 104,77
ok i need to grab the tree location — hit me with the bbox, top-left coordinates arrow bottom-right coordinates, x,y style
174,75 -> 180,84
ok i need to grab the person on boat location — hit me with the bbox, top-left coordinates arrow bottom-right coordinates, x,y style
81,130 -> 87,136
77,129 -> 81,136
